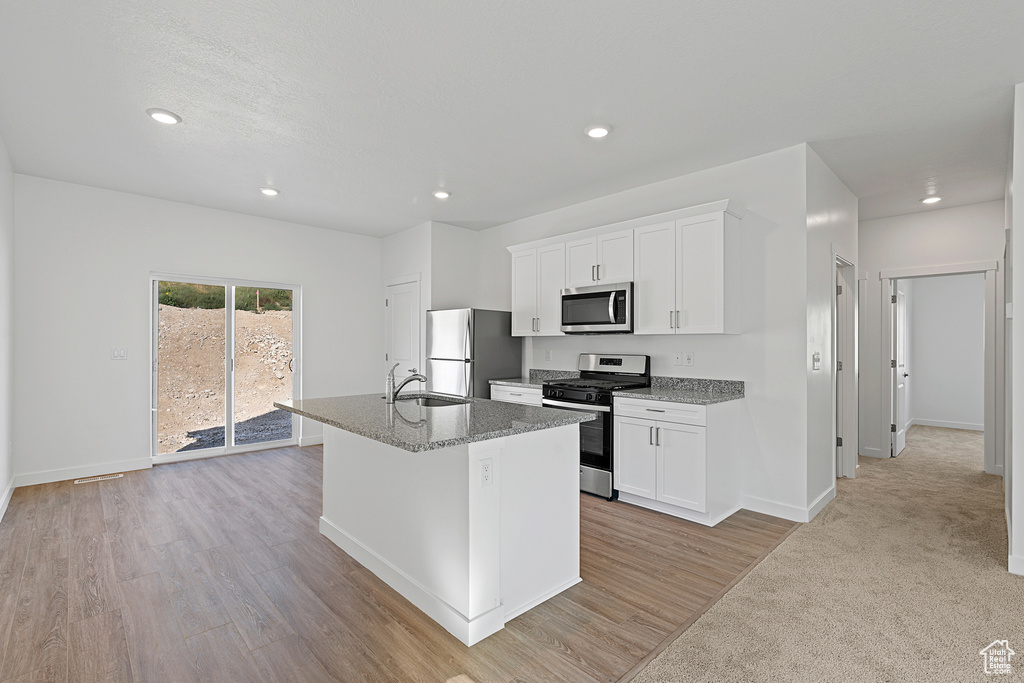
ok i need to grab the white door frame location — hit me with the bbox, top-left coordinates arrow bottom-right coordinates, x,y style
879,260 -> 1001,473
150,272 -> 302,464
834,252 -> 857,478
833,249 -> 858,479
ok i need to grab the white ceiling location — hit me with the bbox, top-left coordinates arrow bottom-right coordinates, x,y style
1,1 -> 1022,236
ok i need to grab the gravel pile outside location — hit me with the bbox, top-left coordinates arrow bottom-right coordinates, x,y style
156,304 -> 293,453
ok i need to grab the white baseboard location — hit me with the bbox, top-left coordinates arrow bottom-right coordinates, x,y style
617,492 -> 740,527
807,486 -> 836,521
0,478 -> 14,523
319,515 -> 505,646
14,457 -> 152,488
909,418 -> 983,432
1009,554 -> 1024,576
299,435 -> 324,447
860,446 -> 887,459
741,487 -> 834,524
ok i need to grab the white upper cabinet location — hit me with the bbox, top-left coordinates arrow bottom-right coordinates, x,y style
634,211 -> 741,335
511,250 -> 538,336
564,229 -> 634,288
633,221 -> 677,335
509,200 -> 743,337
511,244 -> 565,337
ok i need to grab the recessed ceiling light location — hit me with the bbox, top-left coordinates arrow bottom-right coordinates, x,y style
585,125 -> 611,139
146,108 -> 181,125
921,196 -> 942,204
260,187 -> 280,197
433,190 -> 451,200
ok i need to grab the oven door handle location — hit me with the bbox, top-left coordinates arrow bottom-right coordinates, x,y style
542,398 -> 611,413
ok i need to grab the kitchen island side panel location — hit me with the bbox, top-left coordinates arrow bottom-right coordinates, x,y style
499,424 -> 581,619
320,426 -> 490,620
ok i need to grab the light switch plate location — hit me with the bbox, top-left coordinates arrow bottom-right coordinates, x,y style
111,347 -> 127,360
673,352 -> 682,366
545,349 -> 553,361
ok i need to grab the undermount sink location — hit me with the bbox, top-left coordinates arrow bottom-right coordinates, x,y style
395,395 -> 471,407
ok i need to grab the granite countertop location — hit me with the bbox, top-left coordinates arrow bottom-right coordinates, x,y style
492,371 -> 745,405
275,393 -> 596,453
614,378 -> 745,405
488,377 -> 541,389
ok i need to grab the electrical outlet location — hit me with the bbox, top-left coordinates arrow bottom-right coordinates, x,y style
684,352 -> 694,367
673,352 -> 682,366
481,459 -> 493,487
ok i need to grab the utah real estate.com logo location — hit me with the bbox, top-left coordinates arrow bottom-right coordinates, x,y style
980,640 -> 1015,675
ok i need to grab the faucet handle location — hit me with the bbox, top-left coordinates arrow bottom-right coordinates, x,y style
409,368 -> 417,374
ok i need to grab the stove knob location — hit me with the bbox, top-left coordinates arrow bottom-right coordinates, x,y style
586,393 -> 594,402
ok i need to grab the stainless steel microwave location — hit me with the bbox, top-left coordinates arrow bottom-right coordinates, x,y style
560,282 -> 633,334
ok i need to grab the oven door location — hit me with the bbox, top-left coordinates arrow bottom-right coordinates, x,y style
541,399 -> 611,471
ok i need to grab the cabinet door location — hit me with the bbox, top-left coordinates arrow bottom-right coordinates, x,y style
511,249 -> 538,337
677,215 -> 724,333
633,221 -> 677,335
657,422 -> 707,512
536,244 -> 565,336
565,238 -> 598,288
613,417 -> 658,499
596,229 -> 634,283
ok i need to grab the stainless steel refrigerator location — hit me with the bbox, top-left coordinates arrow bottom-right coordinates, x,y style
425,309 -> 522,398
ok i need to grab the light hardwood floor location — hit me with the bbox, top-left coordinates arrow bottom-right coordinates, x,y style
0,445 -> 796,682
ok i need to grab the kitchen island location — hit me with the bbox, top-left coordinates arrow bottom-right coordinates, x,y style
275,393 -> 595,646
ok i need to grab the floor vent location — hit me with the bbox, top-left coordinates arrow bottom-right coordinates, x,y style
74,473 -> 124,485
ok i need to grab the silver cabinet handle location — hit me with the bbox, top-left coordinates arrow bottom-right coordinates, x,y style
510,392 -> 522,396
646,408 -> 665,412
596,264 -> 601,281
676,310 -> 681,328
656,427 -> 661,446
649,425 -> 654,445
669,311 -> 674,329
592,265 -> 597,281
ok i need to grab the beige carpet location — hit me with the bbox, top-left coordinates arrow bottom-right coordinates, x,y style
632,426 -> 1024,682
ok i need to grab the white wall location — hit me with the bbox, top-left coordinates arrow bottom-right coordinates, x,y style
859,200 -> 1005,458
430,222 -> 481,311
475,144 -> 837,521
0,134 -> 13,513
907,274 -> 985,430
13,175 -> 383,484
804,146 -> 858,506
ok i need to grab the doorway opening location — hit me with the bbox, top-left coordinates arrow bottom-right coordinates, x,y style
881,262 -> 1000,473
152,275 -> 301,461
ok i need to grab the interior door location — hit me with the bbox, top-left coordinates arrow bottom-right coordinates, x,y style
894,286 -> 908,456
835,266 -> 844,476
386,279 -> 421,380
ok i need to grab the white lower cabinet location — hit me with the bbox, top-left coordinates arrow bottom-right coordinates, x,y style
614,396 -> 739,526
490,385 -> 543,406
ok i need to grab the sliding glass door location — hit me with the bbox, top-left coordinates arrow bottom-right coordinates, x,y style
152,276 -> 300,459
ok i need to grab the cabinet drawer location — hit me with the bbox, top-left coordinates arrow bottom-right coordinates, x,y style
614,397 -> 706,426
490,385 -> 543,406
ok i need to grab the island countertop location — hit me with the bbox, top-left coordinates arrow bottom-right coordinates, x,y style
275,393 -> 596,453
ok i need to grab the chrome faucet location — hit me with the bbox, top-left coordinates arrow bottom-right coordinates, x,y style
385,363 -> 427,403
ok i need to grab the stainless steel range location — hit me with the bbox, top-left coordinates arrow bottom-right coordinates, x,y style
542,353 -> 651,499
